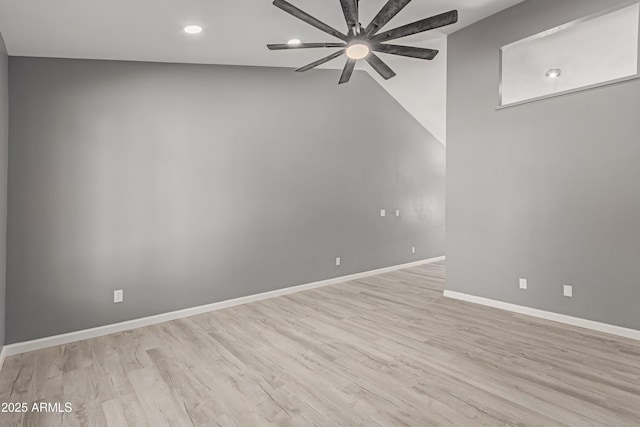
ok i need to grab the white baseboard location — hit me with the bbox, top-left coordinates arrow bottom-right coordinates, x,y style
443,290 -> 640,341
2,256 -> 445,358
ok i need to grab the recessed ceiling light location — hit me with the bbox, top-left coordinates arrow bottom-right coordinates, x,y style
287,39 -> 302,46
546,68 -> 562,79
346,43 -> 370,60
184,25 -> 203,34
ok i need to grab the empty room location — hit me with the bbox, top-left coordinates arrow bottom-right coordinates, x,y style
1,0 -> 639,425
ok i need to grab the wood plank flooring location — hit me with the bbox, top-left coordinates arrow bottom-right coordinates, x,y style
1,261 -> 640,426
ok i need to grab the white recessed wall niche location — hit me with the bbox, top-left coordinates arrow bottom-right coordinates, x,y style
499,2 -> 640,107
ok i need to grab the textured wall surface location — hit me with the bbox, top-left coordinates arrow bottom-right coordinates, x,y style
447,0 -> 640,329
7,57 -> 445,343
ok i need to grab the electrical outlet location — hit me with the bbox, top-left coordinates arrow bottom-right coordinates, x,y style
380,209 -> 386,217
114,289 -> 123,303
336,257 -> 341,266
519,278 -> 527,290
412,246 -> 416,254
563,285 -> 573,297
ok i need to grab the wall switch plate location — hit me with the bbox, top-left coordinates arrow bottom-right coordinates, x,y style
336,257 -> 341,266
519,278 -> 527,290
114,289 -> 123,303
563,285 -> 573,297
412,246 -> 416,254
395,209 -> 400,217
380,209 -> 386,217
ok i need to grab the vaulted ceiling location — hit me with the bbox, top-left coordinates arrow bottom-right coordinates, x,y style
0,0 -> 524,144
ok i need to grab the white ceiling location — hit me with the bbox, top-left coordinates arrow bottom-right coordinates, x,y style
0,0 -> 524,143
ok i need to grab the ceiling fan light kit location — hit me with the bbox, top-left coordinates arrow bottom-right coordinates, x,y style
267,0 -> 458,84
346,42 -> 370,60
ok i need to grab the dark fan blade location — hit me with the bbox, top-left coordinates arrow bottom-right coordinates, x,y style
373,44 -> 438,60
371,10 -> 458,42
295,50 -> 345,72
339,59 -> 356,84
365,52 -> 396,80
339,0 -> 359,33
273,0 -> 347,41
268,42 -> 346,50
364,0 -> 412,37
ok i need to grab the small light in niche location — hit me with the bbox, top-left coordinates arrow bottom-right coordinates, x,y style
545,68 -> 562,79
184,25 -> 203,34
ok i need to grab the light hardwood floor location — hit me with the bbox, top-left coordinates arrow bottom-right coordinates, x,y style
1,261 -> 640,426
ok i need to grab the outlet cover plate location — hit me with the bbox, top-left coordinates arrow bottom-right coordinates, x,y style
563,285 -> 573,297
519,278 -> 527,290
114,289 -> 123,303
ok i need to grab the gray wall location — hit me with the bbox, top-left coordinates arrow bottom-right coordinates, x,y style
0,33 -> 8,350
447,0 -> 640,329
7,57 -> 445,343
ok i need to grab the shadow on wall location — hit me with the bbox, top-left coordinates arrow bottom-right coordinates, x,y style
0,32 -> 10,351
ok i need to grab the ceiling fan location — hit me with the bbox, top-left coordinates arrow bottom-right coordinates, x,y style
267,0 -> 458,84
